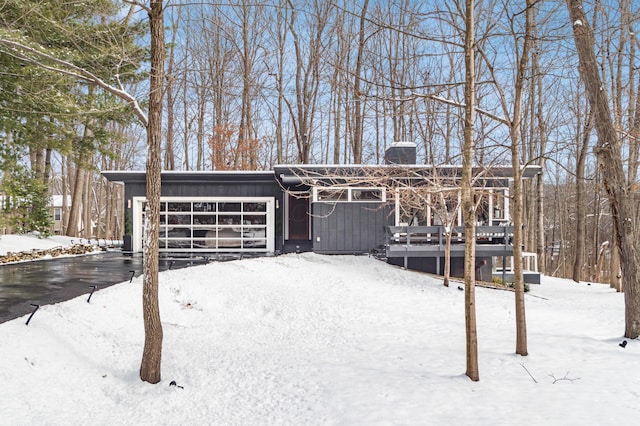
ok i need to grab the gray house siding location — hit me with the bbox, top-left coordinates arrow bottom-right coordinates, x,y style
106,172 -> 285,253
115,172 -> 281,200
312,202 -> 392,254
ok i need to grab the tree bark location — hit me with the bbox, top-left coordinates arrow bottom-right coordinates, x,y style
510,0 -> 535,357
463,0 -> 479,382
531,16 -> 548,275
66,161 -> 85,237
82,169 -> 92,238
351,0 -> 369,164
573,112 -> 592,282
444,229 -> 452,288
568,0 -> 640,338
139,0 -> 164,384
164,9 -> 178,171
610,226 -> 622,291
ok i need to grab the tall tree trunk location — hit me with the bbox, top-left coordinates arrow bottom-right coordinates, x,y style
333,78 -> 342,164
67,87 -> 96,237
568,0 -> 640,338
509,0 -> 535,357
463,0 -> 479,382
197,92 -> 206,170
351,0 -> 369,164
44,148 -> 52,181
535,170 -> 545,273
531,12 -> 548,275
573,112 -> 592,282
610,226 -> 622,291
444,229 -> 452,287
62,156 -> 69,234
140,0 -> 164,384
66,161 -> 85,237
103,180 -> 112,239
182,63 -> 190,170
165,73 -> 175,170
83,170 -> 92,238
164,9 -> 178,171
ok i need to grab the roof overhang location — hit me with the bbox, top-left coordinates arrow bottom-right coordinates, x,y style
273,164 -> 542,187
102,170 -> 276,184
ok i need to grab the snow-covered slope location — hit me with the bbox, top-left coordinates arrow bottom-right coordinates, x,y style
0,252 -> 637,425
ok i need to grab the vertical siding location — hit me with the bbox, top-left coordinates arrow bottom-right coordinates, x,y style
313,202 -> 391,254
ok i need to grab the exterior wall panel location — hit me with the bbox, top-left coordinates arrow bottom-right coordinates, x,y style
312,202 -> 392,254
113,172 -> 284,253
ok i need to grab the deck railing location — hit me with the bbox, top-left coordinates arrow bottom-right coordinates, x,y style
386,225 -> 514,247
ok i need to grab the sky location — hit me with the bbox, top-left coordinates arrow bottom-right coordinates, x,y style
0,235 -> 638,425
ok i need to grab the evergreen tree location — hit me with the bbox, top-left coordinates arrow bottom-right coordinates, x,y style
0,0 -> 147,172
1,0 -> 148,237
0,152 -> 52,235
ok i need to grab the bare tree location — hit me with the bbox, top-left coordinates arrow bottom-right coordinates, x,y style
567,0 -> 640,339
573,108 -> 592,282
163,7 -> 181,171
462,0 -> 479,382
0,0 -> 167,383
474,0 -> 535,356
510,0 -> 535,357
351,0 -> 370,164
138,0 -> 164,384
285,0 -> 332,163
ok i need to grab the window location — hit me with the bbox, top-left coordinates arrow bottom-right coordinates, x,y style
491,189 -> 507,220
313,187 -> 385,203
315,189 -> 347,201
53,208 -> 62,221
352,189 -> 383,201
142,197 -> 273,252
168,202 -> 191,212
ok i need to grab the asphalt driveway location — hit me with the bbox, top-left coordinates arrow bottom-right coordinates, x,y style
0,250 -> 214,323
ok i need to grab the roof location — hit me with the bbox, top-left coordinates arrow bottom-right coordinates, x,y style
50,195 -> 71,207
102,170 -> 276,184
102,164 -> 542,187
273,164 -> 542,186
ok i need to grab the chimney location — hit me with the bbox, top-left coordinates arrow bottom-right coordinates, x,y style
384,142 -> 417,165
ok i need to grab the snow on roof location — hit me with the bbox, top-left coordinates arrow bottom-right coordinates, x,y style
50,195 -> 72,207
389,141 -> 417,147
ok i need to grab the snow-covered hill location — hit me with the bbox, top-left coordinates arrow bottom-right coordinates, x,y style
0,249 -> 637,425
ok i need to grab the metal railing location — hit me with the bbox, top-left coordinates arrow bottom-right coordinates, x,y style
386,225 -> 514,247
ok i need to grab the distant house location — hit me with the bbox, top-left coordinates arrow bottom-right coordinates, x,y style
1,194 -> 69,236
103,143 -> 541,282
49,195 -> 70,235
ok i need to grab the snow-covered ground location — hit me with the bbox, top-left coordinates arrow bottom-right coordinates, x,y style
0,233 -> 79,255
0,241 -> 638,425
0,233 -> 120,261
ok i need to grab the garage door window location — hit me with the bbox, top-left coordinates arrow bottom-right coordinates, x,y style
137,197 -> 274,253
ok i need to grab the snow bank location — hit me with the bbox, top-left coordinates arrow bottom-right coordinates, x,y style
0,253 -> 637,425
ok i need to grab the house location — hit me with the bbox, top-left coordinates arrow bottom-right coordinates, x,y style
50,195 -> 71,235
102,143 -> 541,282
0,194 -> 70,236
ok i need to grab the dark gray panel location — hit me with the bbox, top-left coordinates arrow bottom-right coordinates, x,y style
312,202 -> 392,254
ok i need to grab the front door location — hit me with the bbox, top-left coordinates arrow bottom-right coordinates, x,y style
288,194 -> 310,240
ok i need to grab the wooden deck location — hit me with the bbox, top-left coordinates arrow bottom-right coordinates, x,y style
385,225 -> 515,258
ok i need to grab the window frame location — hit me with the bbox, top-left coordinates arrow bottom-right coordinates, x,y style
312,187 -> 386,203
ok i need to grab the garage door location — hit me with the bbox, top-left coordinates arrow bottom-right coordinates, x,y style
133,197 -> 275,253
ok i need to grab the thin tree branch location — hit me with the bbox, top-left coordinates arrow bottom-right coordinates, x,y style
420,93 -> 510,126
124,0 -> 151,14
0,37 -> 148,127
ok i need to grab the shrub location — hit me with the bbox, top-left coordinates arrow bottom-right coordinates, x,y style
507,282 -> 530,292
